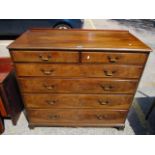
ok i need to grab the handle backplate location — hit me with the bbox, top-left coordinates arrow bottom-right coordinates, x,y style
39,55 -> 51,61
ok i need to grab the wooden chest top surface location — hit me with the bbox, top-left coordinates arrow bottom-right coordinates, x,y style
8,29 -> 151,52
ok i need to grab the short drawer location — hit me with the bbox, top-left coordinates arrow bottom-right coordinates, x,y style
23,94 -> 133,109
19,78 -> 138,94
15,63 -> 143,79
11,50 -> 79,63
81,52 -> 147,65
28,109 -> 127,125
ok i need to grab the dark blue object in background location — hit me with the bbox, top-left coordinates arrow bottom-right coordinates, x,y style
0,19 -> 84,38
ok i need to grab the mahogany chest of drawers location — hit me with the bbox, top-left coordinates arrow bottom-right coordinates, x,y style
8,29 -> 151,129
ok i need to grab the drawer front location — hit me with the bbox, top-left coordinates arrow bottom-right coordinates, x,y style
82,52 -> 147,65
11,51 -> 79,63
15,63 -> 143,79
23,94 -> 133,109
28,109 -> 127,125
19,78 -> 138,94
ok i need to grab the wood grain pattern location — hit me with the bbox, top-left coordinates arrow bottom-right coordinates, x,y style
11,51 -> 79,63
8,29 -> 151,52
28,109 -> 127,125
82,52 -> 148,64
19,78 -> 138,94
15,63 -> 143,78
23,94 -> 133,109
8,29 -> 151,129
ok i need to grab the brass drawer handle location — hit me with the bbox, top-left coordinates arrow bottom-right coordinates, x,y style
46,100 -> 57,105
41,69 -> 54,75
49,114 -> 60,119
100,84 -> 113,91
108,56 -> 119,63
43,84 -> 55,90
96,114 -> 108,120
104,70 -> 116,76
98,99 -> 109,105
39,55 -> 51,61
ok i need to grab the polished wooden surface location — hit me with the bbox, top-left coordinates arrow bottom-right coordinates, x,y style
11,51 -> 79,63
19,78 -> 138,94
15,63 -> 143,78
23,94 -> 133,109
11,50 -> 148,65
8,29 -> 151,52
9,29 -> 151,129
28,109 -> 127,125
82,52 -> 148,64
